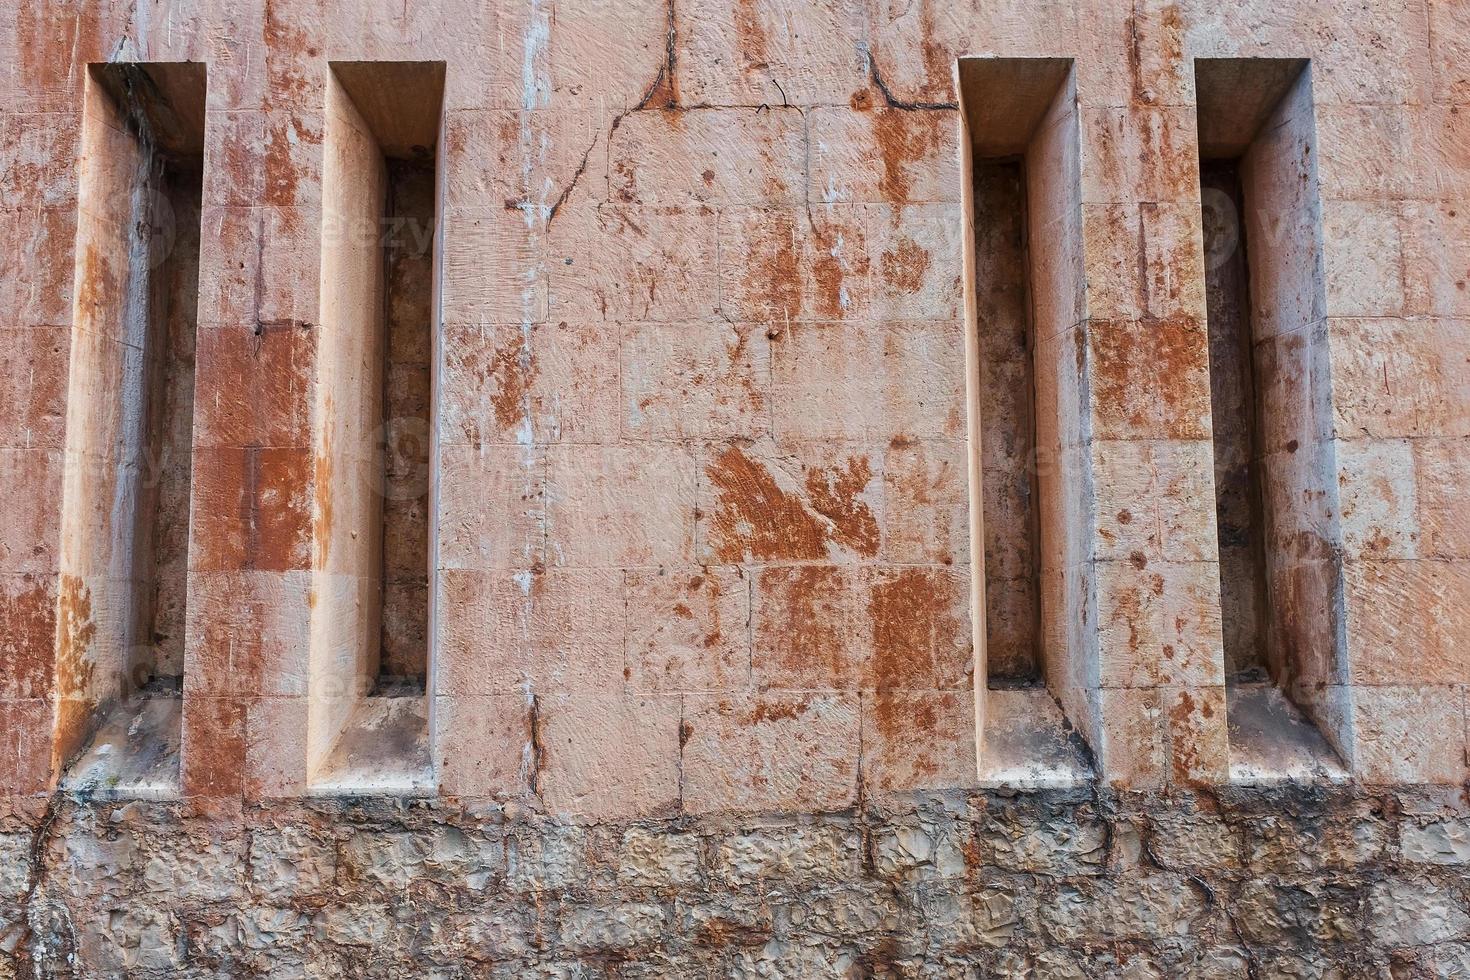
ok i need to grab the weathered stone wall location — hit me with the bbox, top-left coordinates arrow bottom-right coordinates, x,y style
5,788 -> 1470,976
1,0 -> 1468,971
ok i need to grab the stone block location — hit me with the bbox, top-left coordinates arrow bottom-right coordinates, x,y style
625,566 -> 750,694
537,693 -> 682,820
1080,104 -> 1198,205
620,321 -> 771,442
1090,439 -> 1217,564
1368,878 -> 1470,946
0,448 -> 61,574
861,689 -> 977,791
1321,201 -> 1405,317
770,320 -> 963,444
549,205 -> 719,322
808,107 -> 960,205
1346,561 -> 1470,686
609,107 -> 805,207
697,441 -> 883,565
1351,684 -> 1468,784
0,326 -> 66,450
187,446 -> 312,573
1086,317 -> 1212,441
880,439 -> 968,566
1417,438 -> 1470,558
546,444 -> 697,567
435,694 -> 533,798
436,568 -> 625,696
682,694 -> 859,814
185,570 -> 311,697
436,444 -> 547,569
439,319 -> 620,447
1095,560 -> 1225,689
0,573 -> 55,701
674,0 -> 869,107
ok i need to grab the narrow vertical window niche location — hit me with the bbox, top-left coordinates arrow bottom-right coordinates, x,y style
59,63 -> 207,797
958,58 -> 1090,785
309,62 -> 444,793
1194,59 -> 1348,781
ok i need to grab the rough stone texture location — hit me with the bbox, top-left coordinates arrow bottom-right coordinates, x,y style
1,0 -> 1469,969
0,788 -> 1467,975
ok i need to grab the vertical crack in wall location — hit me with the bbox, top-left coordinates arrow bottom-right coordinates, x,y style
10,792 -> 77,978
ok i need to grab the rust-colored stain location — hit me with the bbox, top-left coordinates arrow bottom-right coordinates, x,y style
748,698 -> 809,725
75,242 -> 118,326
758,567 -> 852,687
706,445 -> 828,562
732,0 -> 770,74
0,578 -> 56,701
707,447 -> 880,562
1091,318 -> 1208,437
1159,5 -> 1185,73
256,448 -> 313,571
183,697 -> 246,798
918,1 -> 948,99
752,215 -> 802,317
55,574 -> 96,700
313,424 -> 334,567
263,0 -> 320,107
52,573 -> 99,771
18,2 -> 102,94
871,691 -> 941,779
867,568 -> 959,697
872,111 -> 942,203
880,236 -> 931,294
809,224 -> 859,319
1151,318 -> 1210,424
263,120 -> 301,207
488,332 -> 537,433
804,456 -> 879,557
1168,688 -> 1206,785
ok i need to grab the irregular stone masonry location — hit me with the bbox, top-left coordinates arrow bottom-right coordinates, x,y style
2,788 -> 1470,975
0,0 -> 1467,970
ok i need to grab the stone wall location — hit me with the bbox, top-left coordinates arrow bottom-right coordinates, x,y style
5,788 -> 1470,976
0,0 -> 1468,972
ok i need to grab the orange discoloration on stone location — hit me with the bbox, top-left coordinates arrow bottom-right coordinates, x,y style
75,242 -> 118,324
55,574 -> 96,700
488,332 -> 536,432
1090,318 -> 1210,439
753,217 -> 803,318
1168,689 -> 1202,785
705,445 -> 828,562
732,0 -> 770,75
809,227 -> 856,320
872,111 -> 943,203
183,697 -> 246,798
880,236 -> 931,295
264,120 -> 303,206
867,568 -> 964,695
52,573 -> 99,770
0,578 -> 56,701
706,446 -> 881,563
803,456 -> 879,558
753,566 -> 860,689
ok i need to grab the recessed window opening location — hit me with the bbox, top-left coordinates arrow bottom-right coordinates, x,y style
309,61 -> 444,793
60,62 -> 207,798
959,58 -> 1092,783
1195,58 -> 1348,780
